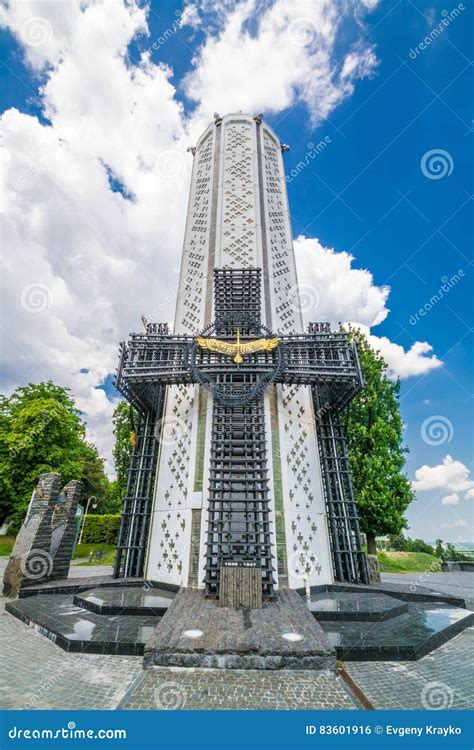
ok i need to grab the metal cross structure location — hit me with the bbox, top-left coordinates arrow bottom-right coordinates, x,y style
114,267 -> 368,594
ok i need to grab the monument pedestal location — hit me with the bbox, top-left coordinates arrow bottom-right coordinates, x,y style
219,564 -> 262,609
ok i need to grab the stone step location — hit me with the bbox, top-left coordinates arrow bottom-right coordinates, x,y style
308,591 -> 408,621
73,586 -> 174,616
6,594 -> 160,655
318,602 -> 473,661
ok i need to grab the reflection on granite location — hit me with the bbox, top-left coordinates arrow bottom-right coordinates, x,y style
74,587 -> 174,616
5,594 -> 159,655
319,602 -> 473,661
309,592 -> 407,621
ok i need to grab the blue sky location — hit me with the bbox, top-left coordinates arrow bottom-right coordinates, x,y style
1,0 -> 472,543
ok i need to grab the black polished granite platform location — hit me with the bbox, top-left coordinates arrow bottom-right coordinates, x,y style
5,583 -> 473,663
5,594 -> 160,655
309,591 -> 408,621
74,587 -> 174,616
318,602 -> 473,661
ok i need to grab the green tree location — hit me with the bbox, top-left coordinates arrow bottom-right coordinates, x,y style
0,381 -> 109,526
344,329 -> 414,555
435,538 -> 445,559
112,400 -> 135,499
446,542 -> 457,560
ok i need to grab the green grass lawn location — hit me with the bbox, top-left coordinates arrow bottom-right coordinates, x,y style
73,543 -> 116,565
378,551 -> 442,573
0,535 -> 15,556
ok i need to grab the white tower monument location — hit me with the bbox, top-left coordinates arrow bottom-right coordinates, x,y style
145,113 -> 334,591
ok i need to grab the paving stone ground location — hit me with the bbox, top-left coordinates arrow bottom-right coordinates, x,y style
345,628 -> 474,710
118,667 -> 359,710
0,596 -> 142,710
1,555 -> 473,711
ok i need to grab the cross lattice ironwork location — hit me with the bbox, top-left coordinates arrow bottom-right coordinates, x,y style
113,268 -> 368,591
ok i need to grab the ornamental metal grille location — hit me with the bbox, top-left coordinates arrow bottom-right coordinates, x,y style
113,267 -> 369,589
113,388 -> 165,579
312,386 -> 368,584
204,384 -> 274,597
204,268 -> 274,597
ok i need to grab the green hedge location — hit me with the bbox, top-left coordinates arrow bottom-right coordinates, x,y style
81,514 -> 121,545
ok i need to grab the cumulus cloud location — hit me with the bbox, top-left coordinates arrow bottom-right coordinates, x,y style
412,456 -> 474,500
293,237 -> 442,379
184,0 -> 379,126
442,493 -> 459,506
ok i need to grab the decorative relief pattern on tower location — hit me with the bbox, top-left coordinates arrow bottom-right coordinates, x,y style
177,131 -> 214,333
262,129 -> 300,334
147,130 -> 215,584
219,121 -> 258,268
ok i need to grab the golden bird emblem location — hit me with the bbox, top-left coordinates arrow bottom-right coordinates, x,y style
197,329 -> 280,364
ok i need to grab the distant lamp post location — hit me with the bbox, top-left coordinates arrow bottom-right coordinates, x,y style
78,496 -> 98,545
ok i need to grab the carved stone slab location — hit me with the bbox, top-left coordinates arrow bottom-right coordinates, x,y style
219,565 -> 263,609
3,473 -> 82,598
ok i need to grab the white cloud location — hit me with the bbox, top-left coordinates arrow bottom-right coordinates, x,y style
440,518 -> 468,529
412,455 -> 474,499
442,493 -> 459,506
180,3 -> 201,29
293,236 -> 442,379
183,0 -> 379,126
465,488 -> 474,500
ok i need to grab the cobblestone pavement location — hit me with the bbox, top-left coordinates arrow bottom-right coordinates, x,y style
118,667 -> 359,710
0,596 -> 142,710
345,628 -> 474,710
